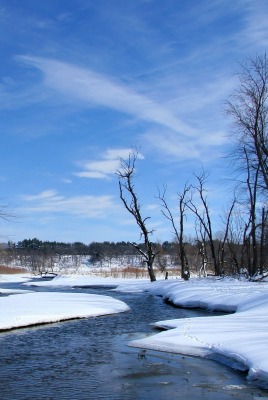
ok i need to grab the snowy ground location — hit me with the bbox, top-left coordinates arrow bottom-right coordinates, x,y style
124,279 -> 268,389
0,274 -> 129,330
0,273 -> 32,283
0,291 -> 129,330
1,273 -> 268,388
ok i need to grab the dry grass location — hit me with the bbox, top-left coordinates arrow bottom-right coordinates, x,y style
0,265 -> 28,274
90,266 -> 182,279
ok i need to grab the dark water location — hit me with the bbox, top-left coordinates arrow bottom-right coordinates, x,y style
0,283 -> 267,399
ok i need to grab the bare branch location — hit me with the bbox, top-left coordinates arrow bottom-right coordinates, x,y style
116,149 -> 157,281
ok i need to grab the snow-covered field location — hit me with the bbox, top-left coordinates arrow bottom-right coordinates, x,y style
1,273 -> 268,388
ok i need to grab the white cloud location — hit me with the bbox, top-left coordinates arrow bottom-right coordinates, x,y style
147,203 -> 159,211
143,129 -> 202,161
12,55 -> 238,165
17,56 -> 196,137
75,147 -> 144,179
83,160 -> 120,174
142,128 -> 227,162
75,171 -> 108,179
241,1 -> 268,47
22,190 -> 60,201
21,190 -> 118,218
14,47 -> 245,166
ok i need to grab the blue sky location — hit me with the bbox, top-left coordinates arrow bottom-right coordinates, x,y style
0,0 -> 268,244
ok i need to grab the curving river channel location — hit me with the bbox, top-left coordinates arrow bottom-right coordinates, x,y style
0,282 -> 267,399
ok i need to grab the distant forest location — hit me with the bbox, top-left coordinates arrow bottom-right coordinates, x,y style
1,237 -> 265,278
0,238 -> 179,275
2,237 -> 178,265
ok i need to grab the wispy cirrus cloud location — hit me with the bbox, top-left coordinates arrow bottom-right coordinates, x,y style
21,189 -> 118,218
75,148 -> 144,179
14,55 -> 232,164
142,127 -> 228,162
240,1 -> 268,47
17,55 -> 195,137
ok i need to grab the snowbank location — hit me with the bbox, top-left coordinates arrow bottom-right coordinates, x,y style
0,273 -> 32,283
23,274 -> 150,289
126,278 -> 268,389
0,288 -> 32,294
4,274 -> 268,388
0,291 -> 130,331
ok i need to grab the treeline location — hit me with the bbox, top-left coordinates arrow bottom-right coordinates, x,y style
3,238 -> 175,262
1,239 -> 177,274
6,238 -> 162,257
1,237 -> 267,278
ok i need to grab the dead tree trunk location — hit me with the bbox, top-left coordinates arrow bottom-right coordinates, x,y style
117,150 -> 157,282
187,171 -> 221,276
157,184 -> 190,279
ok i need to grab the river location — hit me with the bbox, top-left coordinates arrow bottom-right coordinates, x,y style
0,282 -> 267,399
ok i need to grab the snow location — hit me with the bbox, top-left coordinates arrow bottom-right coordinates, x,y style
23,274 -> 144,288
126,278 -> 268,389
0,273 -> 32,283
0,288 -> 32,294
0,292 -> 129,330
0,275 -> 130,330
24,274 -> 150,291
2,273 -> 268,388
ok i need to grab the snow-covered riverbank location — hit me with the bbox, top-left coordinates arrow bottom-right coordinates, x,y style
0,289 -> 129,331
128,279 -> 268,388
0,274 -> 130,330
2,274 -> 268,388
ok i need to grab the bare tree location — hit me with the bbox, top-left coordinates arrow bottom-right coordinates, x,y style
259,207 -> 268,274
226,54 -> 268,275
226,53 -> 268,193
157,184 -> 190,279
195,220 -> 208,277
244,147 -> 260,275
217,198 -> 236,275
186,170 -> 221,276
226,207 -> 246,275
116,150 -> 157,282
